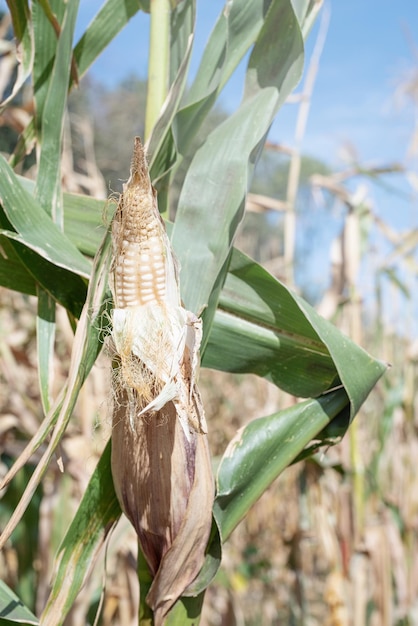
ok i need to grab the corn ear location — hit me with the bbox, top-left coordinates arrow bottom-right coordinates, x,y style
109,138 -> 214,624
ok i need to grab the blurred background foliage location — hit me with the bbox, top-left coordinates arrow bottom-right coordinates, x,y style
0,4 -> 417,626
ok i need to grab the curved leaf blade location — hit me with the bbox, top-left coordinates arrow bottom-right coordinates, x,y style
0,580 -> 38,625
17,175 -> 109,258
294,295 -> 387,418
172,90 -> 275,315
204,249 -> 387,408
73,0 -> 142,81
204,309 -> 336,398
169,0 -> 195,85
1,1 -> 34,111
203,249 -> 338,397
213,388 -> 350,541
174,0 -> 275,155
172,0 -> 304,320
0,235 -> 87,317
0,158 -> 91,278
244,0 -> 304,112
0,236 -> 36,295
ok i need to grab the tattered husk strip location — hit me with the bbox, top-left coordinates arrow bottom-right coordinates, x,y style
109,138 -> 214,624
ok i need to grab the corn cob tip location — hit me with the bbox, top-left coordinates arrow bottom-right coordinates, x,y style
129,136 -> 148,185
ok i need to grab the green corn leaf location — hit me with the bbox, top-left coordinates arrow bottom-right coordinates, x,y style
213,389 -> 349,541
0,236 -> 36,295
146,0 -> 195,190
34,0 -> 80,225
150,0 -> 289,190
203,248 -> 387,407
174,0 -> 275,155
0,187 -> 88,314
205,247 -> 386,540
171,91 -> 278,315
18,175 -> 110,258
290,0 -> 323,37
147,23 -> 194,199
294,294 -> 387,419
243,0 -> 304,112
0,237 -> 87,317
163,594 -> 205,626
0,157 -> 91,278
0,580 -> 39,625
62,192 -> 110,257
202,250 -> 338,397
21,0 -> 70,414
31,1 -> 78,422
2,1 -> 34,110
40,441 -> 121,625
169,0 -> 195,84
172,0 -> 304,322
32,0 -> 67,133
73,0 -> 142,80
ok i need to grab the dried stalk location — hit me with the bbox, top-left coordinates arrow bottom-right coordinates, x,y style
283,6 -> 329,285
109,138 -> 214,625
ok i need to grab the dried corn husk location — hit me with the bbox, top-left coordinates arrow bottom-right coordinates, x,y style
109,137 -> 214,624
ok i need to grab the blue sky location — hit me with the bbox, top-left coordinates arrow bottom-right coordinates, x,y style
75,2 -> 418,191
75,0 -> 418,168
302,2 -> 417,163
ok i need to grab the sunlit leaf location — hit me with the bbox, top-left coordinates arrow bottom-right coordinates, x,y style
32,0 -> 67,132
174,0 -> 275,154
2,1 -> 34,110
290,0 -> 324,36
203,249 -> 337,397
214,389 -> 349,541
18,175 -> 110,258
204,248 -> 387,411
172,0 -> 304,328
294,294 -> 387,418
0,158 -> 90,278
0,580 -> 38,625
36,287 -> 56,414
73,0 -> 142,80
34,0 -> 80,225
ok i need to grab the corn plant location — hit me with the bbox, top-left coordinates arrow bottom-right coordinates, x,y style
0,1 -> 386,624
